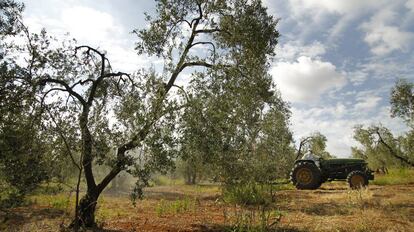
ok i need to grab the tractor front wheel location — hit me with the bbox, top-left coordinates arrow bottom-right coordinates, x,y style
290,162 -> 322,190
347,170 -> 368,189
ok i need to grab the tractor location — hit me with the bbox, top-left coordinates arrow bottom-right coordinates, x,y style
290,153 -> 374,189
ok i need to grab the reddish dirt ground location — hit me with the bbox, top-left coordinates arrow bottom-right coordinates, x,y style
1,183 -> 414,231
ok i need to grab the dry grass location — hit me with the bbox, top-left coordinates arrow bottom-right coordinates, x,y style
1,182 -> 413,231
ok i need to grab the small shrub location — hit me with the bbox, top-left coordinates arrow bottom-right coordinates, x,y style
0,187 -> 26,208
221,183 -> 284,231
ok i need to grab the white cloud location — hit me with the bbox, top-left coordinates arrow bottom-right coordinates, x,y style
61,6 -> 122,43
289,0 -> 382,15
360,8 -> 414,56
347,71 -> 368,86
406,0 -> 414,11
24,5 -> 154,73
271,56 -> 347,103
282,0 -> 389,39
354,95 -> 382,111
276,41 -> 326,61
290,106 -> 356,157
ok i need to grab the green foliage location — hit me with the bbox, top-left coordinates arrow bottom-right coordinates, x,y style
390,79 -> 414,127
297,132 -> 333,159
0,85 -> 52,207
49,197 -> 70,211
352,125 -> 413,169
151,174 -> 185,186
372,168 -> 414,185
0,184 -> 26,208
308,132 -> 332,159
352,80 -> 414,168
221,182 -> 290,207
0,0 -> 24,36
178,67 -> 293,186
223,184 -> 271,206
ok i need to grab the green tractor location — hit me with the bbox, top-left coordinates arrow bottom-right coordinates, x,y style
290,153 -> 374,189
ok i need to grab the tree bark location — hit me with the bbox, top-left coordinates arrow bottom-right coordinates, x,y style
76,191 -> 99,228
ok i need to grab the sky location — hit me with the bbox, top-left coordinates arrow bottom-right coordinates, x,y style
21,0 -> 414,157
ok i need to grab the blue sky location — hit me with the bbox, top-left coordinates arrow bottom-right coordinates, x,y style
22,0 -> 414,157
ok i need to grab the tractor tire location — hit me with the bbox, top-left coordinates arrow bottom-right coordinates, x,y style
347,170 -> 369,189
290,161 -> 322,190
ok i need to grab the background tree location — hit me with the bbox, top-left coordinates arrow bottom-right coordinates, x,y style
352,79 -> 414,169
296,132 -> 332,159
391,79 -> 414,128
351,125 -> 403,171
177,50 -> 293,187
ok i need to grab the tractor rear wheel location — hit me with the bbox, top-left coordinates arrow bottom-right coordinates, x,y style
290,162 -> 322,190
347,170 -> 368,189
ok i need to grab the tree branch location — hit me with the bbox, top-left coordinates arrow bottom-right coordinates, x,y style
102,72 -> 130,78
38,78 -> 87,106
70,78 -> 95,89
295,137 -> 311,160
45,107 -> 81,171
195,28 -> 222,34
375,130 -> 414,167
178,61 -> 214,73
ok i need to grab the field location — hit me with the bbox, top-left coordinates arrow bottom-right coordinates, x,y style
1,173 -> 414,232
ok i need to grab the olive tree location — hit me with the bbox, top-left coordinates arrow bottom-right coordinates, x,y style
351,79 -> 414,169
352,125 -> 414,169
2,0 -> 282,227
0,0 -> 55,207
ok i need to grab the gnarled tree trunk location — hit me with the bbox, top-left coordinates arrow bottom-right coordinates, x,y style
77,192 -> 98,227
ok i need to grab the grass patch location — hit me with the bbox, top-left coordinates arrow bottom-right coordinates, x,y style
155,197 -> 196,217
372,168 -> 414,185
31,193 -> 72,211
177,184 -> 221,195
151,175 -> 185,186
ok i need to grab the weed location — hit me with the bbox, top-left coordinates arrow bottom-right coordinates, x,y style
345,187 -> 373,208
223,205 -> 284,231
